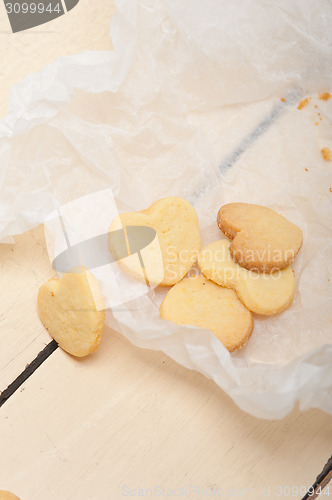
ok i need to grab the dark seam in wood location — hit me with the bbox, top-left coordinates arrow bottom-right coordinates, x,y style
301,455 -> 332,499
0,340 -> 58,408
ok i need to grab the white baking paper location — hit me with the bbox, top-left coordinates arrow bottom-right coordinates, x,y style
0,0 -> 331,419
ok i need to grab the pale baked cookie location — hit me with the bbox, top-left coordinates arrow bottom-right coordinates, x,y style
37,267 -> 105,357
160,275 -> 253,352
0,492 -> 20,500
109,197 -> 200,286
198,240 -> 295,315
217,203 -> 303,273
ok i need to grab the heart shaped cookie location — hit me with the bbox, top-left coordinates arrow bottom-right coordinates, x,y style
0,492 -> 20,500
37,267 -> 105,357
198,239 -> 295,315
217,203 -> 303,273
109,197 -> 201,286
160,275 -> 253,352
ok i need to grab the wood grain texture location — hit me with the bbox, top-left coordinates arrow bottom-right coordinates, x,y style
0,1 -> 331,499
0,327 -> 332,500
0,0 -> 116,118
0,225 -> 57,391
0,225 -> 331,499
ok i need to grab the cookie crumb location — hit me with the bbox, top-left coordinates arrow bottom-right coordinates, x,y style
318,92 -> 331,101
298,98 -> 310,110
321,147 -> 332,161
281,97 -> 286,102
330,188 -> 332,193
315,122 -> 319,126
305,168 -> 308,172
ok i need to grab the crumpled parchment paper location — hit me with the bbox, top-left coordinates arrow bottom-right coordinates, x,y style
1,0 -> 331,419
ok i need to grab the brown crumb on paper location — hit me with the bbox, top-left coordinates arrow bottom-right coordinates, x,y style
281,97 -> 286,102
297,98 -> 310,110
321,147 -> 332,161
330,188 -> 332,193
305,168 -> 308,172
318,92 -> 331,101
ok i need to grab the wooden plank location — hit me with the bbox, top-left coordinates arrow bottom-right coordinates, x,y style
0,225 -> 57,392
0,333 -> 331,499
0,1 -> 331,499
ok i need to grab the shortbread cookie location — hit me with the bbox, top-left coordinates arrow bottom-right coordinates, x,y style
0,492 -> 20,500
198,240 -> 295,315
217,203 -> 303,273
38,267 -> 105,357
109,197 -> 200,286
160,275 -> 253,352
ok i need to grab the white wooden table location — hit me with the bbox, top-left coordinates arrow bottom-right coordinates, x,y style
0,2 -> 331,499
